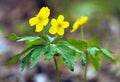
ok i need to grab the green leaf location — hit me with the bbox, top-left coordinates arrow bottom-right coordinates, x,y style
21,63 -> 27,71
47,35 -> 55,43
87,47 -> 99,58
63,58 -> 74,71
88,54 -> 99,70
31,45 -> 45,58
17,36 -> 40,42
30,45 -> 47,68
57,46 -> 75,71
6,33 -> 19,40
45,44 -> 57,60
21,49 -> 35,71
100,48 -> 114,61
59,41 -> 80,52
26,38 -> 45,47
6,46 -> 33,66
76,52 -> 86,65
87,37 -> 100,47
66,38 -> 88,50
58,41 -> 86,65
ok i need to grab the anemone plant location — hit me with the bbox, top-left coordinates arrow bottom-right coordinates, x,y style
6,6 -> 114,82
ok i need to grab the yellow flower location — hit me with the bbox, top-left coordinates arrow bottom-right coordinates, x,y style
71,16 -> 88,32
49,15 -> 69,35
29,7 -> 50,32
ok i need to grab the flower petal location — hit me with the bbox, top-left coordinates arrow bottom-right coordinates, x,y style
71,16 -> 88,32
37,7 -> 50,18
70,21 -> 79,32
57,15 -> 64,23
49,26 -> 57,34
51,18 -> 57,25
62,21 -> 69,28
79,16 -> 88,25
29,17 -> 38,26
42,18 -> 49,26
35,23 -> 44,32
58,28 -> 64,35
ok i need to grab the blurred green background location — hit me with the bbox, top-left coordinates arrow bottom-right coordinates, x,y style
0,0 -> 120,82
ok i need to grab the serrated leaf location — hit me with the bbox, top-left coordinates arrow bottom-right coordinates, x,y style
17,36 -> 40,42
100,48 -> 114,61
21,63 -> 27,71
63,58 -> 74,71
59,41 -> 80,52
45,51 -> 54,60
58,41 -> 86,65
21,49 -> 35,71
87,47 -> 99,58
57,46 -> 75,71
30,45 -> 47,68
6,46 -> 33,66
22,49 -> 35,63
45,44 -> 57,60
6,33 -> 19,40
88,54 -> 99,70
66,38 -> 87,50
31,45 -> 45,58
76,52 -> 86,65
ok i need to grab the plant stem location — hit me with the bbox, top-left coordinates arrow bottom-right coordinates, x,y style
54,57 -> 60,82
81,26 -> 84,40
84,50 -> 88,82
80,26 -> 88,82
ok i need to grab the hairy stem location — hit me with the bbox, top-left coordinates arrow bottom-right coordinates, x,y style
54,57 -> 60,82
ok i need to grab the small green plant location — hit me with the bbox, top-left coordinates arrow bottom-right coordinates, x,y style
6,7 -> 114,82
70,16 -> 115,82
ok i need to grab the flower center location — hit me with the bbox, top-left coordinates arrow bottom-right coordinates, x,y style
58,24 -> 62,28
38,17 -> 42,21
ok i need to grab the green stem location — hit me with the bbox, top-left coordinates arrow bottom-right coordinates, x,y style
81,26 -> 84,40
54,57 -> 60,82
84,50 -> 88,82
80,26 -> 88,82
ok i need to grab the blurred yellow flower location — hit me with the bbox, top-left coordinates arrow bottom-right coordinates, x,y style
29,7 -> 50,32
71,16 -> 88,32
49,15 -> 69,35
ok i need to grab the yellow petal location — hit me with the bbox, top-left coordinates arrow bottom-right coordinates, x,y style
62,21 -> 69,28
79,16 -> 88,25
42,18 -> 49,26
51,18 -> 57,25
49,26 -> 57,34
71,16 -> 88,32
58,28 -> 64,35
29,17 -> 38,26
37,7 -> 50,18
35,23 -> 44,32
57,15 -> 64,23
70,21 -> 79,32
